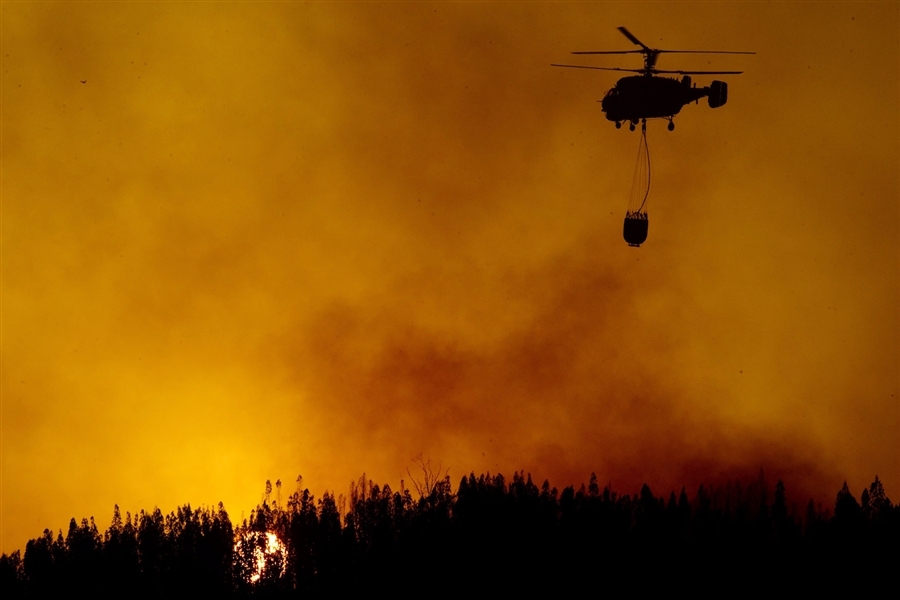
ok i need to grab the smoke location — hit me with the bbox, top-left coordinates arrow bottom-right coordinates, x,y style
2,1 -> 895,555
271,229 -> 837,503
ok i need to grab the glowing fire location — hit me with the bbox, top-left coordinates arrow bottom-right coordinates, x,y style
236,531 -> 287,584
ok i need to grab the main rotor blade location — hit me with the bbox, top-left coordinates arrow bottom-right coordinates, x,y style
657,49 -> 756,55
617,26 -> 650,51
571,50 -> 643,55
653,69 -> 745,74
551,64 -> 643,73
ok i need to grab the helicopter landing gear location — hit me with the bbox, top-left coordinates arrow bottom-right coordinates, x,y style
629,121 -> 636,132
667,119 -> 675,131
615,121 -> 622,129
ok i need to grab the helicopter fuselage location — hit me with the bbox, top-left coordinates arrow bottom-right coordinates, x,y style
601,75 -> 723,123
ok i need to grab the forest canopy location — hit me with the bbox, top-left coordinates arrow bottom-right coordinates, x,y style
1,471 -> 897,596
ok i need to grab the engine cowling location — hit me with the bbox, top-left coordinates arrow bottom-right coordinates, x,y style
708,80 -> 728,108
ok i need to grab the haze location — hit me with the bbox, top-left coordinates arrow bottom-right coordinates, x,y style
2,2 -> 897,553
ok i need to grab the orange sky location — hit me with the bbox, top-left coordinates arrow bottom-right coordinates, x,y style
2,2 -> 898,553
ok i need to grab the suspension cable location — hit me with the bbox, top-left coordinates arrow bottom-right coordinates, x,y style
626,121 -> 651,216
637,123 -> 651,213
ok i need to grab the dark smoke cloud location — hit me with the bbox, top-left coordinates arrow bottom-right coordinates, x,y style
274,231 -> 838,503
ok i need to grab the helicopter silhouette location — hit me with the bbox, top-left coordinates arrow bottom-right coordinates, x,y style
553,27 -> 754,131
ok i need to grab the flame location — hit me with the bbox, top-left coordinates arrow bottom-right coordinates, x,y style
236,531 -> 287,584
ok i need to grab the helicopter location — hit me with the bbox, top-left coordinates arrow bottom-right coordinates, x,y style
552,27 -> 754,131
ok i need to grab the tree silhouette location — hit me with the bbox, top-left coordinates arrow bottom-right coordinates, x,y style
3,472 -> 898,595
